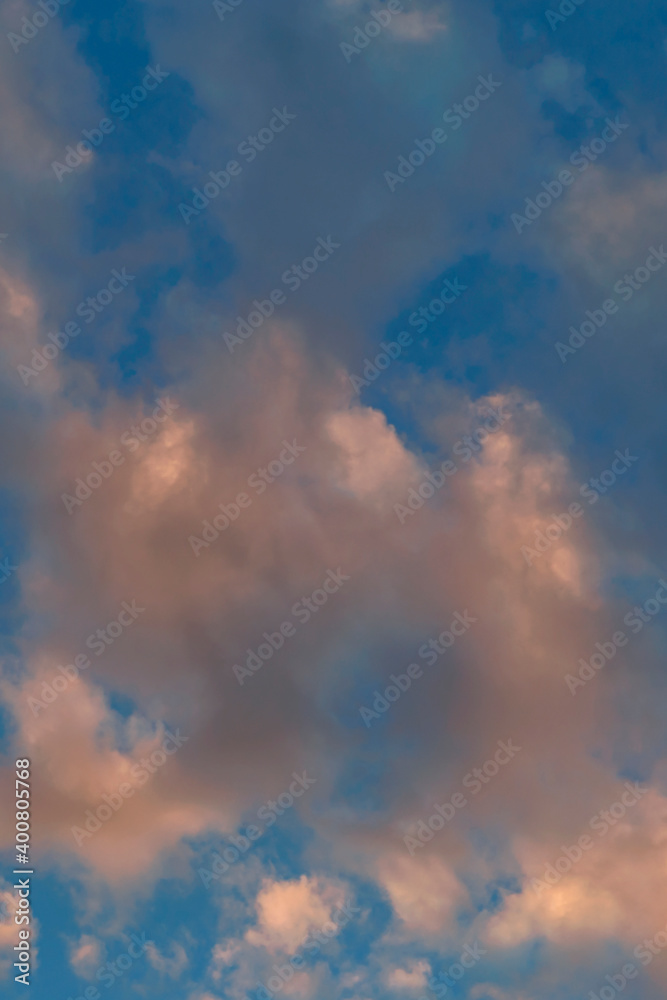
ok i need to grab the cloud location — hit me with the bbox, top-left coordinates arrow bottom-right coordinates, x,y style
0,327 -> 625,909
376,854 -> 466,935
146,940 -> 189,978
245,875 -> 347,953
0,878 -> 38,977
0,880 -> 19,949
385,958 -> 431,990
484,785 -> 667,954
325,406 -> 422,504
69,935 -> 103,978
1,0 -> 667,996
0,672 -> 221,880
554,170 -> 667,278
469,987 -> 534,1000
0,266 -> 61,396
388,10 -> 447,42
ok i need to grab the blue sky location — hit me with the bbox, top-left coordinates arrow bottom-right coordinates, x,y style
1,1 -> 667,999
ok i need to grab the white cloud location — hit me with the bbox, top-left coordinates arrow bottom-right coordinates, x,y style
245,875 -> 347,953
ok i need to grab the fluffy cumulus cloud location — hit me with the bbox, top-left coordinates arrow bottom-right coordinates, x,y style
245,876 -> 348,953
0,0 -> 665,999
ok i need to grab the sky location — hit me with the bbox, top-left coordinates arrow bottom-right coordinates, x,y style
1,0 -> 667,998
